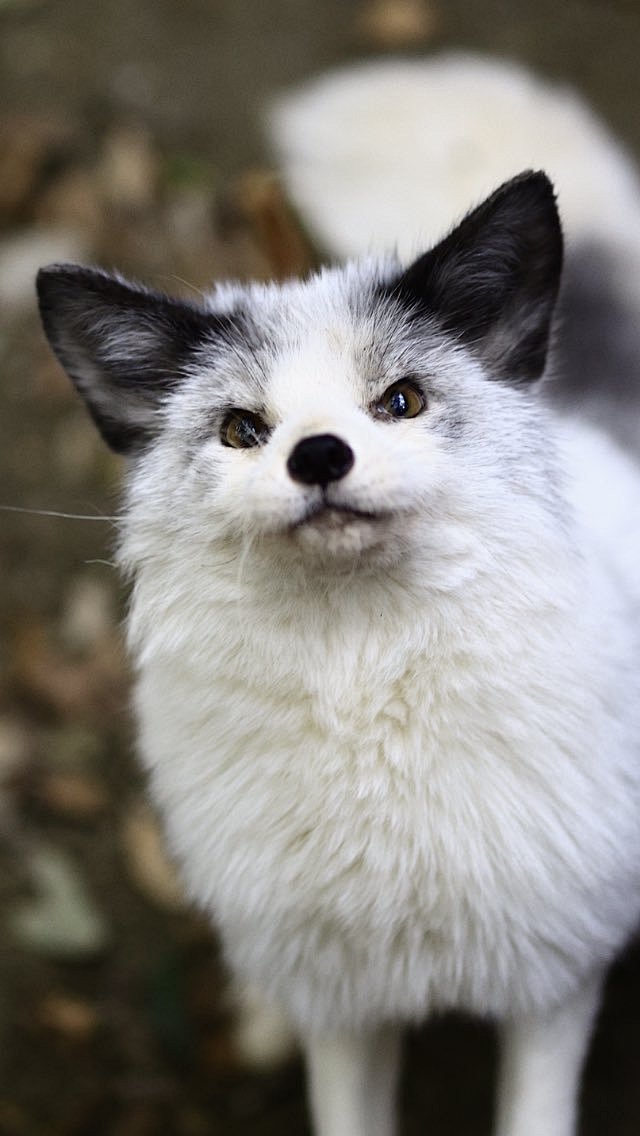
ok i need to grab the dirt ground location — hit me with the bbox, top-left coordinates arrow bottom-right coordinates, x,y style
1,1 -> 640,1133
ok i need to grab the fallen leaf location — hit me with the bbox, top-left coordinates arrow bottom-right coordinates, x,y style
11,619 -> 129,721
0,114 -> 74,222
121,799 -> 188,911
224,169 -> 320,279
355,0 -> 438,47
33,769 -> 109,820
0,715 -> 34,828
37,993 -> 99,1042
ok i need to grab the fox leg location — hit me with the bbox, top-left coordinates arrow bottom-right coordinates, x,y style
305,1026 -> 403,1136
495,975 -> 603,1136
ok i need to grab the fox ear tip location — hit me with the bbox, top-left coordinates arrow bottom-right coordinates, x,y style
36,263 -> 72,299
36,265 -> 121,321
510,168 -> 555,191
503,169 -> 561,228
37,263 -> 98,286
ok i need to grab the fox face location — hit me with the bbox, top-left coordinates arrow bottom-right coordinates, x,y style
37,172 -> 563,575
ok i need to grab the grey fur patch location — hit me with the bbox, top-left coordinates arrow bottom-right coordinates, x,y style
548,241 -> 640,456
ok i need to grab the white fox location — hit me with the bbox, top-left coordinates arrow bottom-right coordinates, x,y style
36,54 -> 640,1136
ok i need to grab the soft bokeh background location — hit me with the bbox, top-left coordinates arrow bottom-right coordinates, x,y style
1,2 -> 639,1133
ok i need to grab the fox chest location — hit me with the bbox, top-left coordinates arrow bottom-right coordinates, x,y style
137,639 -> 593,954
133,605 -> 640,1031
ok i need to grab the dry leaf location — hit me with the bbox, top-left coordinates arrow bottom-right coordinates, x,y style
38,993 -> 99,1042
34,770 -> 109,820
355,0 -> 437,47
121,799 -> 187,911
0,114 -> 74,223
11,620 -> 129,721
226,170 -> 320,279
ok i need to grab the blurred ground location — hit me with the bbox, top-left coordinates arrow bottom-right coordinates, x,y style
1,1 -> 640,1134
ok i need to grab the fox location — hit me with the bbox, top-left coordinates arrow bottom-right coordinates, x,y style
36,53 -> 640,1136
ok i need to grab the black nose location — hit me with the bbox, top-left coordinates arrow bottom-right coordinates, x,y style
287,434 -> 354,488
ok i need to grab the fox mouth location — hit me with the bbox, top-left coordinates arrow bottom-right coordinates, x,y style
285,498 -> 403,566
291,501 -> 382,530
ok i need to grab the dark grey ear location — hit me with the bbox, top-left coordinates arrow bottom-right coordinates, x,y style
392,171 -> 563,383
36,265 -> 235,454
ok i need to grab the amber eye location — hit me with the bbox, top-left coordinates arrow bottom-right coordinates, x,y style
221,410 -> 270,449
374,381 -> 425,420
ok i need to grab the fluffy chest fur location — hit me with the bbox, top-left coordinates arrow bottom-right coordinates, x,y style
126,498 -> 640,1032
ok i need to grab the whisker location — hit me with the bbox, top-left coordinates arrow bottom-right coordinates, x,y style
158,274 -> 208,302
0,505 -> 123,523
236,529 -> 256,590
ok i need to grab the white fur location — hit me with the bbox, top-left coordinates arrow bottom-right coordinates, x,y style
110,57 -> 640,1136
269,53 -> 640,265
114,256 -> 640,1134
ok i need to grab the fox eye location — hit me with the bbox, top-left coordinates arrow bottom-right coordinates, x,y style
221,410 -> 270,449
374,380 -> 425,420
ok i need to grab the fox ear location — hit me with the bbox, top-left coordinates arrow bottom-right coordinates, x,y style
36,265 -> 235,454
394,171 -> 563,383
